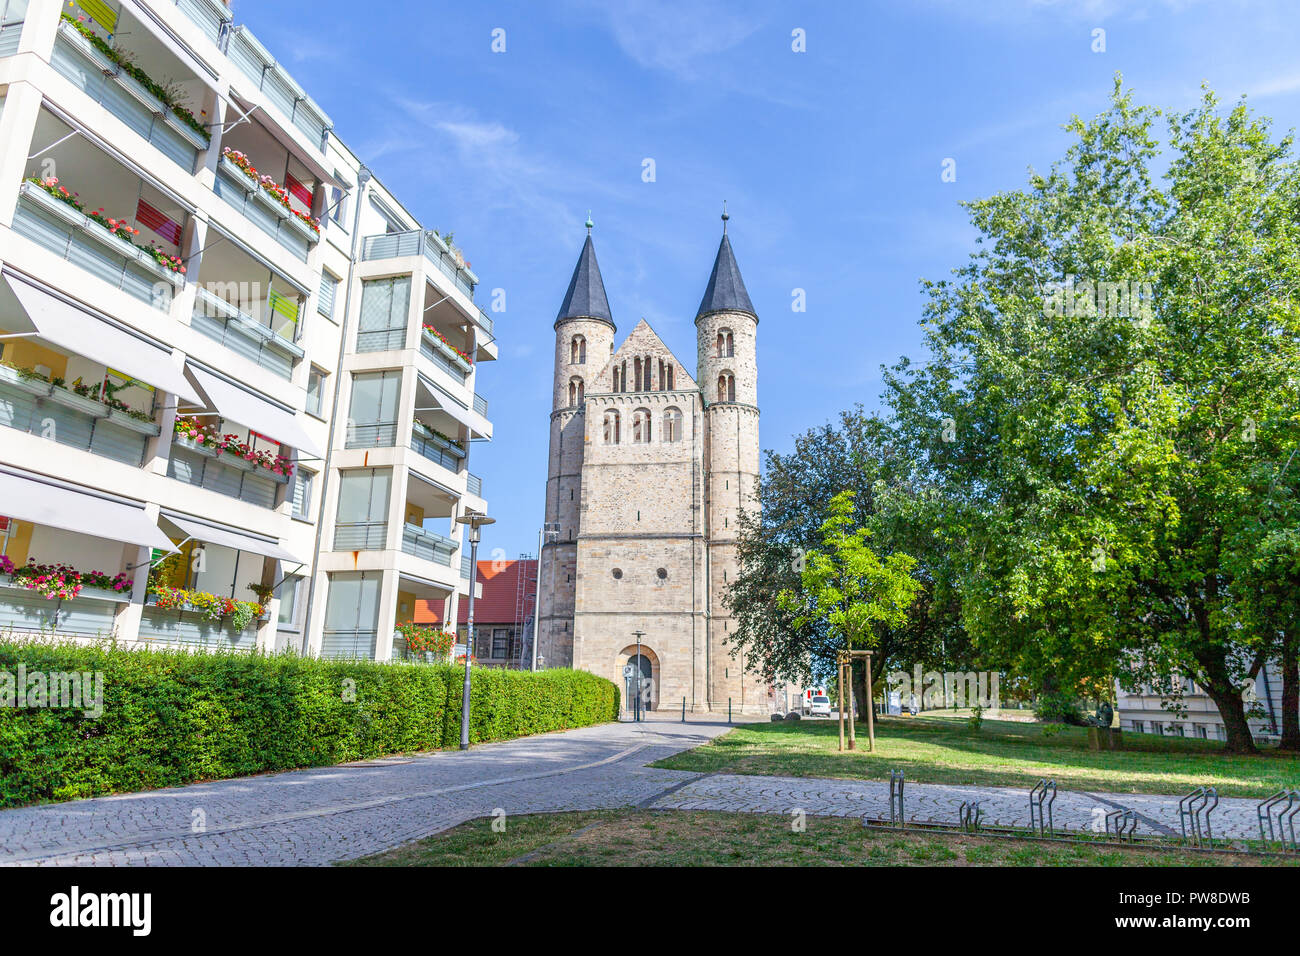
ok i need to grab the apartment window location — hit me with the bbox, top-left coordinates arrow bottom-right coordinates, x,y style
334,469 -> 391,550
306,366 -> 327,417
474,631 -> 492,660
292,469 -> 315,519
357,276 -> 411,352
277,575 -> 302,628
321,572 -> 381,658
1131,721 -> 1144,733
327,185 -> 349,232
347,370 -> 401,447
492,628 -> 509,659
317,272 -> 339,322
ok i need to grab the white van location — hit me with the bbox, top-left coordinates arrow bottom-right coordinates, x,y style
799,687 -> 831,717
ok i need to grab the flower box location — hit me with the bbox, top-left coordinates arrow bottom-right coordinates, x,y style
162,110 -> 211,151
144,598 -> 260,629
252,182 -> 292,220
282,210 -> 321,244
46,385 -> 111,418
424,329 -> 474,373
107,408 -> 161,436
2,577 -> 128,603
0,364 -> 54,398
173,434 -> 292,483
219,155 -> 258,192
116,68 -> 168,116
57,18 -> 118,76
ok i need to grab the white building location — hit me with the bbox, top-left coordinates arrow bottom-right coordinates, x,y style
1115,664 -> 1289,743
0,0 -> 496,659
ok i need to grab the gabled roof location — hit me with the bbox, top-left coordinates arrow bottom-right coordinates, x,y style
556,235 -> 614,327
590,318 -> 699,393
696,233 -> 755,319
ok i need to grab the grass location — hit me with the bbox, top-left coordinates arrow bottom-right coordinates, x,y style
650,715 -> 1300,797
344,809 -> 1293,867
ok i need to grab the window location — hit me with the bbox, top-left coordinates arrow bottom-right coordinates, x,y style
321,571 -> 381,658
492,628 -> 509,659
717,372 -> 735,402
334,469 -> 391,550
306,366 -> 327,417
347,370 -> 401,446
611,568 -> 623,579
656,568 -> 668,580
277,575 -> 302,628
662,407 -> 682,443
603,410 -> 620,444
568,377 -> 584,406
357,276 -> 410,352
474,630 -> 492,660
570,334 -> 586,364
326,185 -> 350,232
716,329 -> 734,358
292,468 -> 315,519
664,363 -> 675,390
632,409 -> 651,443
317,272 -> 339,321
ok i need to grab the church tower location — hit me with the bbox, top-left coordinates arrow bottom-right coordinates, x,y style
538,218 -> 615,668
695,208 -> 765,710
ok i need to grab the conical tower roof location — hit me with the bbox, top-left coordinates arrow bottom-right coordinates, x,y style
696,232 -> 755,319
556,233 -> 614,328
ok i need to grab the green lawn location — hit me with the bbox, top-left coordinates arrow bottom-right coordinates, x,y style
651,715 -> 1300,797
344,809 -> 1289,867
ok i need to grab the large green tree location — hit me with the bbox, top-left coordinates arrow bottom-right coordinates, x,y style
882,78 -> 1300,752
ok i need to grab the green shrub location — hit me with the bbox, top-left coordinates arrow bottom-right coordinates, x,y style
1033,691 -> 1083,725
0,640 -> 619,808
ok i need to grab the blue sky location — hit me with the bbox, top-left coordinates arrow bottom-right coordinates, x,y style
239,0 -> 1300,558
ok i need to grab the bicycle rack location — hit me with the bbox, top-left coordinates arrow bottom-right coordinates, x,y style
1178,787 -> 1219,847
1104,807 -> 1138,843
1028,779 -> 1057,835
889,770 -> 906,825
1257,790 -> 1300,851
1253,790 -> 1294,848
958,800 -> 982,832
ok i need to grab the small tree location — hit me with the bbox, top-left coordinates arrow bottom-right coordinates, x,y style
779,490 -> 922,710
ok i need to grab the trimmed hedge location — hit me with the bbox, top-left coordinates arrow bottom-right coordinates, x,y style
0,641 -> 619,807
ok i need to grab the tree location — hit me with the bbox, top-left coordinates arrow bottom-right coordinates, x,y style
881,77 -> 1300,752
776,490 -> 922,711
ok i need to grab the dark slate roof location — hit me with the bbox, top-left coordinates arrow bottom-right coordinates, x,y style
556,235 -> 613,326
696,234 -> 755,318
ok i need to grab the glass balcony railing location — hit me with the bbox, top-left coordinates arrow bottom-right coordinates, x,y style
419,329 -> 471,383
345,420 -> 398,449
168,438 -> 283,508
473,393 -> 488,417
49,17 -> 205,170
410,428 -> 463,474
225,26 -> 331,153
461,553 -> 472,580
191,288 -> 301,380
12,182 -> 185,308
467,472 -> 482,497
401,523 -> 457,566
213,159 -> 312,262
0,365 -> 160,467
173,0 -> 231,46
0,6 -> 25,59
361,230 -> 479,302
333,520 -> 386,551
321,628 -> 377,659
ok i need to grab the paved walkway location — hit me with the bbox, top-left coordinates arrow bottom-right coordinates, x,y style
0,716 -> 1270,864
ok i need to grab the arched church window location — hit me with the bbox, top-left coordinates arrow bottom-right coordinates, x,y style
604,410 -> 621,444
569,376 -> 584,406
632,408 -> 652,444
663,407 -> 682,443
717,329 -> 734,358
570,334 -> 586,365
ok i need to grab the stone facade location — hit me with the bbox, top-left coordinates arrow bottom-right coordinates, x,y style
538,225 -> 773,713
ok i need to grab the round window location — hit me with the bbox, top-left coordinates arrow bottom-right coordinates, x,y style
612,568 -> 623,579
656,568 -> 668,580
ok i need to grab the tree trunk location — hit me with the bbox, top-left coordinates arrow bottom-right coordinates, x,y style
1198,673 -> 1257,754
1279,630 -> 1300,752
852,659 -> 870,723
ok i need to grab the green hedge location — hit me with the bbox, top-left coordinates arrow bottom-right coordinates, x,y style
0,641 -> 619,807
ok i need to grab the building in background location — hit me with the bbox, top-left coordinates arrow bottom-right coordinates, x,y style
1116,664 -> 1291,743
536,212 -> 779,714
413,558 -> 538,669
0,0 -> 496,659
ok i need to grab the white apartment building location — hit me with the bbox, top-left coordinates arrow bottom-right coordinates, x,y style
1116,663 -> 1289,743
0,0 -> 496,659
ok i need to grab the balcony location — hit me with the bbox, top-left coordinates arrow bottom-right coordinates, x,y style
49,12 -> 213,171
467,472 -> 483,497
473,392 -> 488,417
420,326 -> 472,383
461,553 -> 472,580
0,363 -> 160,467
173,0 -> 231,46
362,230 -> 479,302
166,415 -> 294,509
410,426 -> 464,474
345,420 -> 398,450
191,287 -> 302,380
225,26 -> 331,154
333,519 -> 385,551
212,152 -> 318,263
0,2 -> 25,58
401,523 -> 457,566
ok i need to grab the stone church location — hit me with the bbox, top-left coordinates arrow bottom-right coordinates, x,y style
537,212 -> 771,714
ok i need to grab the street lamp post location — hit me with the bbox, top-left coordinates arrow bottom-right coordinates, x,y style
455,511 -> 495,750
631,629 -> 646,722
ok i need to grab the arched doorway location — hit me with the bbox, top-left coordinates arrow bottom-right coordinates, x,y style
620,648 -> 656,714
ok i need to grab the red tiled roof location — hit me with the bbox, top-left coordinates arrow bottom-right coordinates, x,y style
413,558 -> 537,626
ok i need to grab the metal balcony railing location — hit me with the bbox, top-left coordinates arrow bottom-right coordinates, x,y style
410,429 -> 462,474
321,628 -> 377,659
461,553 -> 473,580
473,393 -> 488,417
401,523 -> 457,566
467,472 -> 482,497
0,372 -> 157,468
191,288 -> 301,380
361,230 -> 480,302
